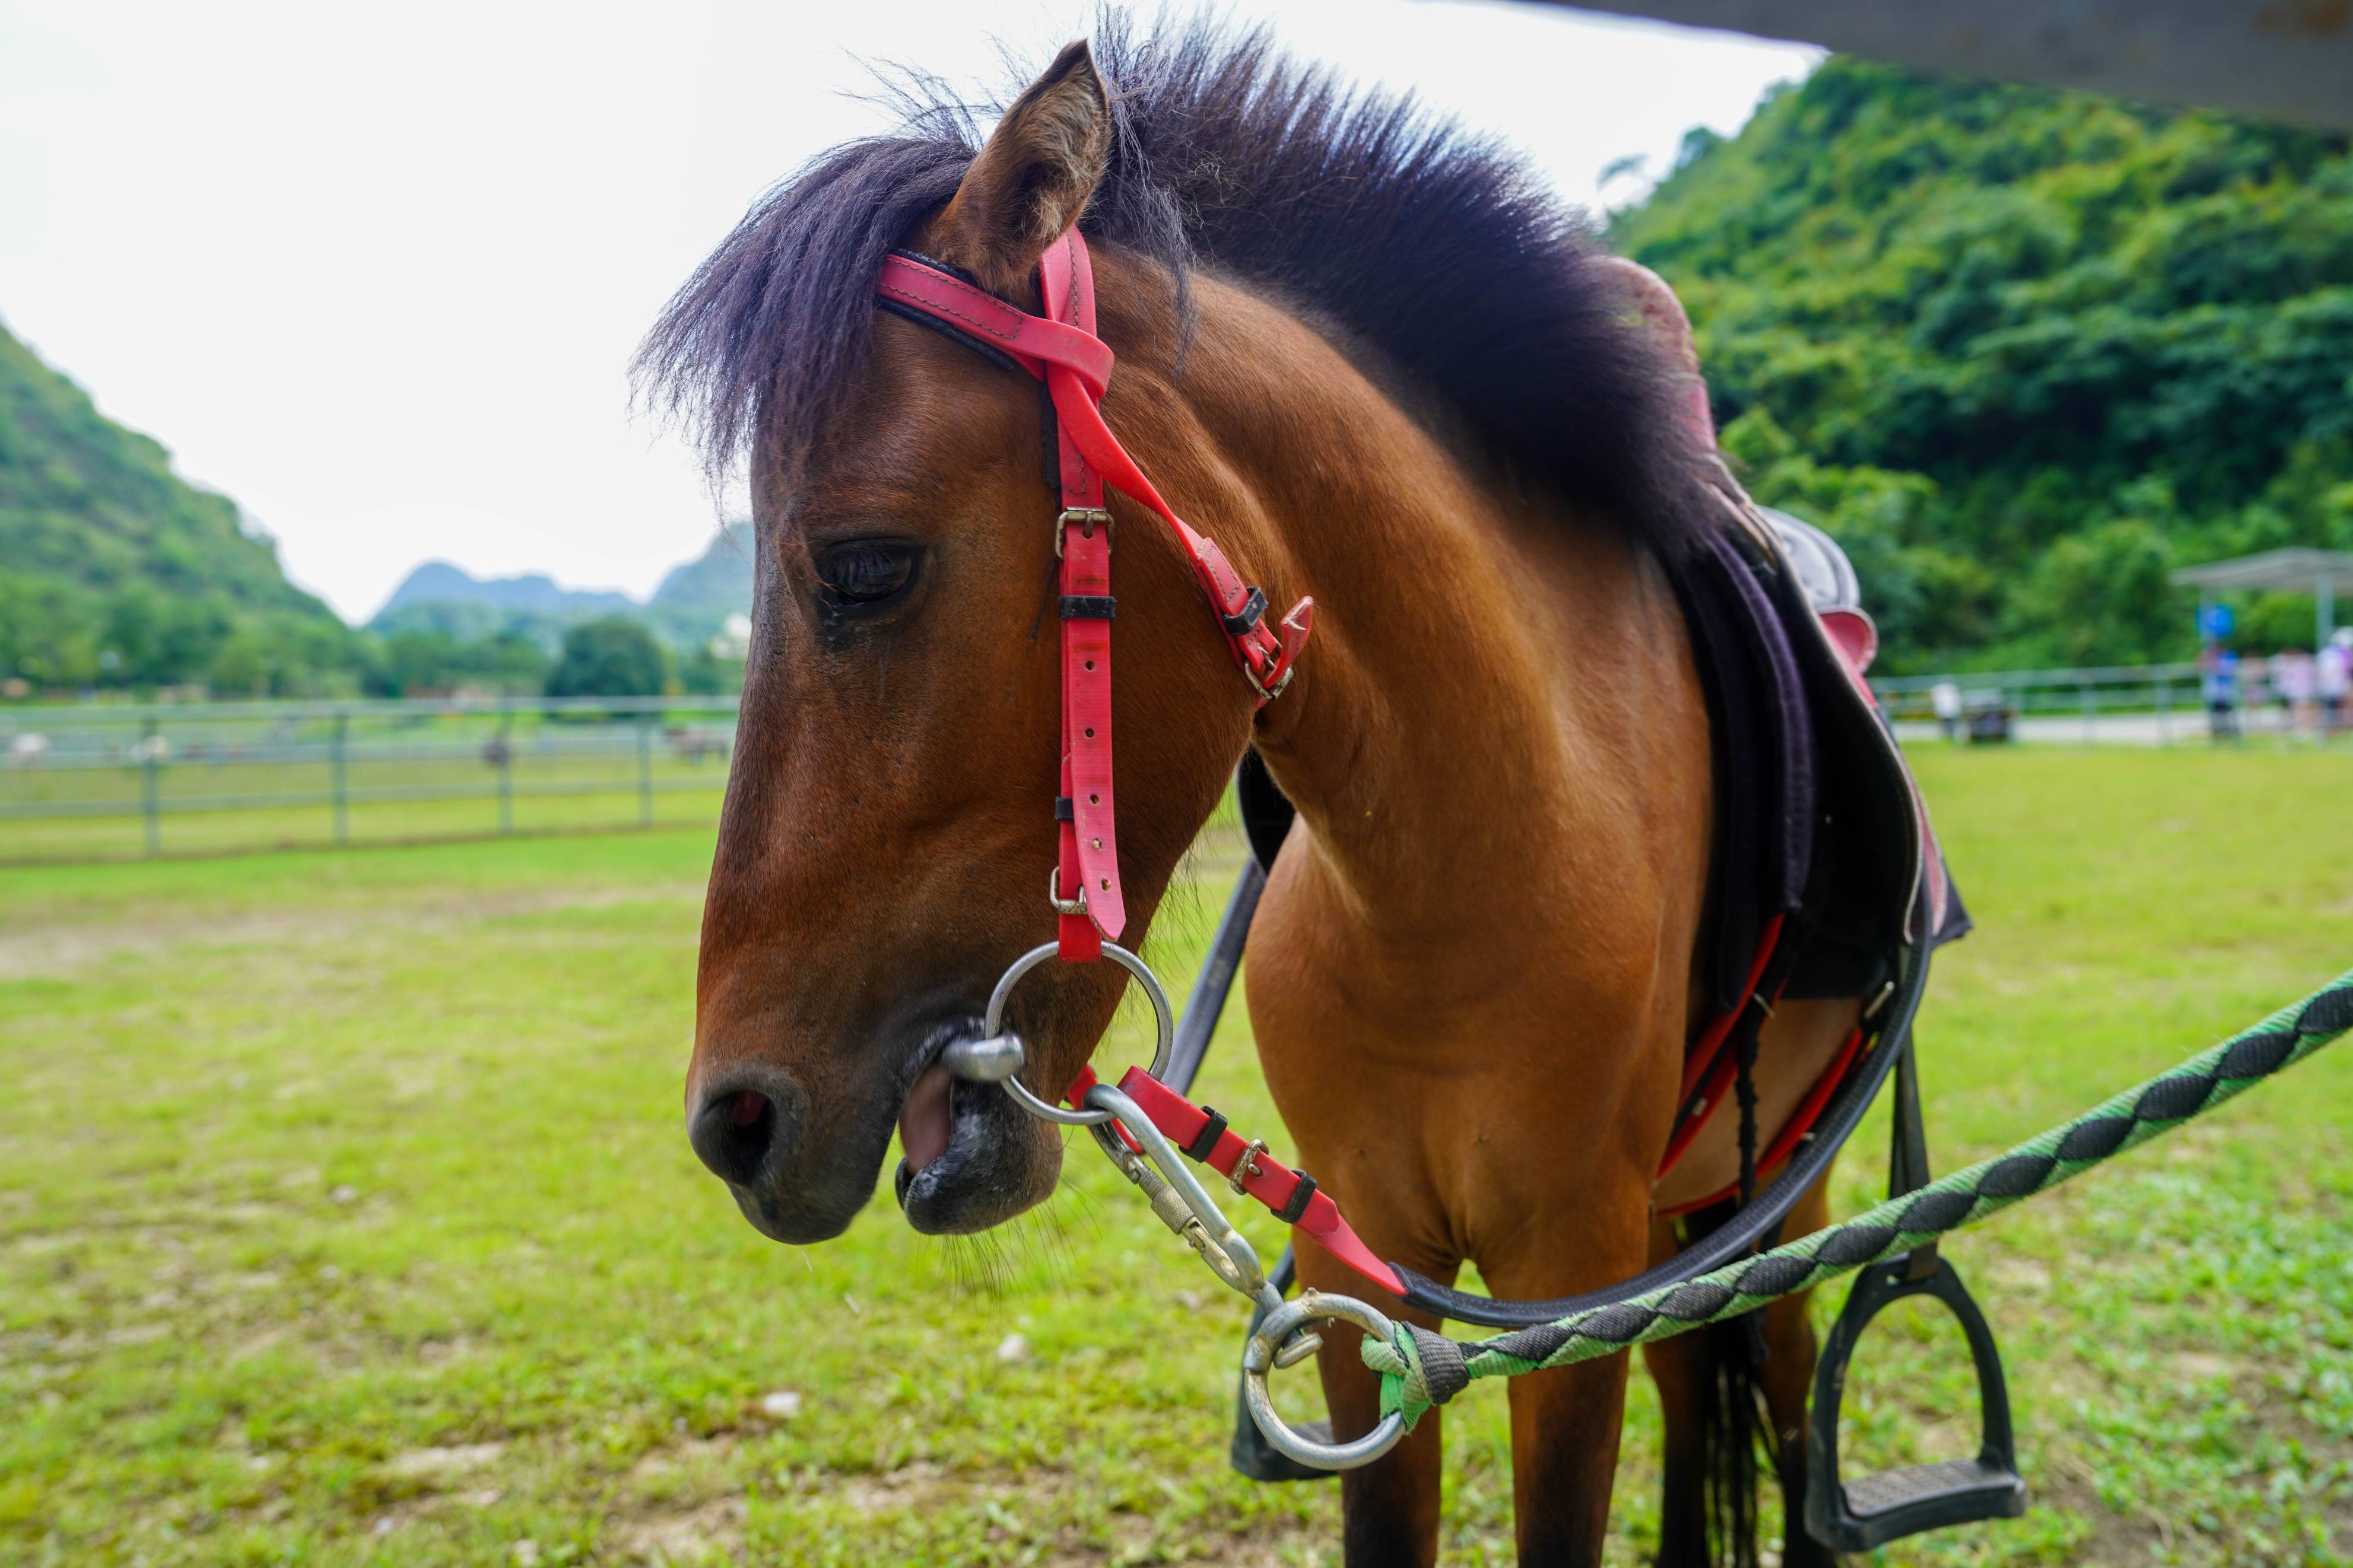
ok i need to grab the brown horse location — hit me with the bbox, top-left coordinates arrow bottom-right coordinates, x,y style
647,24 -> 1865,1566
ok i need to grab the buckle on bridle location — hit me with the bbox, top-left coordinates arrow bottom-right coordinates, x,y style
1049,866 -> 1089,916
1243,599 -> 1316,704
1055,507 -> 1114,559
1244,656 -> 1295,704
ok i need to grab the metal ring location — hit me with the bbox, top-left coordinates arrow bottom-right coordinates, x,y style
982,941 -> 1176,1125
1240,1292 -> 1408,1471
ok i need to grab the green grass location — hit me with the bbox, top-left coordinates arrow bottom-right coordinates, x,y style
2,748 -> 2350,1566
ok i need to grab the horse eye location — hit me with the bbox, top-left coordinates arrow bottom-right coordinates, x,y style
815,540 -> 919,609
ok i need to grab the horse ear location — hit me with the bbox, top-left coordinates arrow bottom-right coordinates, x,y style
933,41 -> 1110,292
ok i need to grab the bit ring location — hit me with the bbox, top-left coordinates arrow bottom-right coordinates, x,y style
981,941 -> 1176,1125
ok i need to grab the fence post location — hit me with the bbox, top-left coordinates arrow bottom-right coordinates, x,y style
2157,679 -> 2171,747
331,710 -> 350,845
2081,682 -> 2096,746
637,714 -> 655,828
140,715 -> 161,857
497,703 -> 515,836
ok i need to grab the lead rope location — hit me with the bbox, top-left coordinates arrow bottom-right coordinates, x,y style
1347,969 -> 2353,1439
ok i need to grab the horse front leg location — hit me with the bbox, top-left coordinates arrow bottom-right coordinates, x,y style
1503,1351 -> 1637,1565
1755,1180 -> 1837,1568
1294,1234 -> 1453,1568
1646,1176 -> 1841,1568
1479,1201 -> 1654,1567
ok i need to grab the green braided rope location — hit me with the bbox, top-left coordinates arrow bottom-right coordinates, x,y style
1363,969 -> 2353,1430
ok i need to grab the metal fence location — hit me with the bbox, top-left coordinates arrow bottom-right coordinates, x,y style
1873,659 -> 2346,746
1,695 -> 740,861
5,659 -> 2342,862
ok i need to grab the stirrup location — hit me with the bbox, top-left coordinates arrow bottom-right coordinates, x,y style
1806,1034 -> 2025,1550
1802,1249 -> 2027,1550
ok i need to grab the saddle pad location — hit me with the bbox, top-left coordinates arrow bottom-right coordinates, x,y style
1674,522 -> 1967,1022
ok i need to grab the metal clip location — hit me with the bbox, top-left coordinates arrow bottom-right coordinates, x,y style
1241,1292 -> 1408,1471
1048,867 -> 1088,917
1082,1082 -> 1270,1304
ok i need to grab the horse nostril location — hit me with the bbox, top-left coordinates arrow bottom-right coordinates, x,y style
690,1071 -> 799,1188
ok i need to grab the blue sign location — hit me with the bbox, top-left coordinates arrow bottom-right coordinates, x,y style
2199,602 -> 2235,640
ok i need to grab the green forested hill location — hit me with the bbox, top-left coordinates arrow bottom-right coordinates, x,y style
1612,59 -> 2353,671
0,320 -> 360,692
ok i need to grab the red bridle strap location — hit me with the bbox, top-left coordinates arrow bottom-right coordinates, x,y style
1063,1064 -> 1405,1296
877,233 -> 1313,959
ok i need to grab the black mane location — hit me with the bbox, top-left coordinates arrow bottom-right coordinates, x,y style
637,16 -> 1714,556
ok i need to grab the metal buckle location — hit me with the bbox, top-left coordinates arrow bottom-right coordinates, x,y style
1228,1137 -> 1268,1195
1243,655 -> 1295,704
1242,602 -> 1313,702
1048,866 -> 1088,916
1054,507 -> 1113,559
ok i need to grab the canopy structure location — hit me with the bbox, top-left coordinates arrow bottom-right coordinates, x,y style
2171,548 -> 2353,647
1536,1 -> 2353,131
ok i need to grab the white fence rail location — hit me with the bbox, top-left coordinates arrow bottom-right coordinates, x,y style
1,695 -> 741,860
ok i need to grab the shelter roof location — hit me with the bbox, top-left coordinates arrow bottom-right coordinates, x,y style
2170,549 -> 2353,591
1526,1 -> 2353,131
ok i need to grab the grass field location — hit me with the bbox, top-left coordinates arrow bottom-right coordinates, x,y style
4,747 -> 2351,1566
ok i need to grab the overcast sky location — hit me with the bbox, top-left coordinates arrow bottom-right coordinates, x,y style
0,1 -> 1817,622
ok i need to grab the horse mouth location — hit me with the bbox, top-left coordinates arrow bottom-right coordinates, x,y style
893,1032 -> 1056,1233
897,1060 -> 957,1176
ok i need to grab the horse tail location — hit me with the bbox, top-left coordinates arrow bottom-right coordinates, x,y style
1692,1309 -> 1775,1568
1680,1195 -> 1779,1568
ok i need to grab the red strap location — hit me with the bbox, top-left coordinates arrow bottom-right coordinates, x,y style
875,256 -> 1113,394
1675,916 -> 1785,1106
1042,237 -> 1121,954
1657,1025 -> 1869,1219
1113,1068 -> 1405,1297
878,236 -> 1314,959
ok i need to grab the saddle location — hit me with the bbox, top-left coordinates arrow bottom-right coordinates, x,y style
1657,503 -> 1971,1199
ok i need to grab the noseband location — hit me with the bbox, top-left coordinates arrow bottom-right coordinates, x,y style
874,231 -> 1313,962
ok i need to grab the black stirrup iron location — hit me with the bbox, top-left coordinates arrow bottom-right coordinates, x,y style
1802,1039 -> 2027,1550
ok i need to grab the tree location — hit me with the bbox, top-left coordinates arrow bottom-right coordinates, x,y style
2002,519 -> 2184,666
1612,58 -> 2353,672
544,616 -> 669,699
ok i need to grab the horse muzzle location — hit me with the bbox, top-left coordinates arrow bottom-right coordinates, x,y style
686,1029 -> 1061,1242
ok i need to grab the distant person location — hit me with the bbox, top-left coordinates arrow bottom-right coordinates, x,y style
1931,680 -> 1962,743
2276,647 -> 2317,739
2203,647 -> 2241,741
2319,631 -> 2351,737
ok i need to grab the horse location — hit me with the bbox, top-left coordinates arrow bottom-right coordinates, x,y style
645,24 -> 1878,1566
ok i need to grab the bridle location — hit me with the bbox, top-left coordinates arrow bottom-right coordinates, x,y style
874,230 -> 1312,965
872,232 -> 1421,1464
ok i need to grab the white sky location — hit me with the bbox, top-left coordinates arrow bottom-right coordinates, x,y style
0,1 -> 1817,623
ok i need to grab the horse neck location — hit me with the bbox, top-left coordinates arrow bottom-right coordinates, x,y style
1112,266 -> 1686,950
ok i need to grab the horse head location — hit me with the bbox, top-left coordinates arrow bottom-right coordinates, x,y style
662,44 -> 1260,1242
